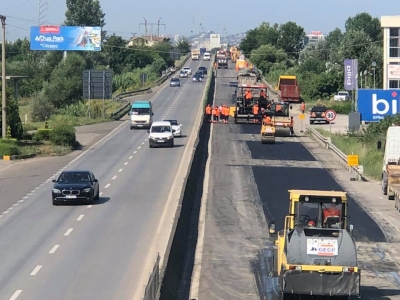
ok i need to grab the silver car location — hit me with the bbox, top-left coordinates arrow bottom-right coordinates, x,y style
170,78 -> 180,87
179,71 -> 188,78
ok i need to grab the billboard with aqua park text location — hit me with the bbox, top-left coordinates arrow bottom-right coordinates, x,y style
30,25 -> 101,51
357,89 -> 400,122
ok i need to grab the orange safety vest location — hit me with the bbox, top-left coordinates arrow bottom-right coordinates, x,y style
206,106 -> 211,114
301,102 -> 305,111
224,107 -> 229,115
215,108 -> 220,116
212,108 -> 216,115
245,92 -> 252,100
264,116 -> 271,123
253,106 -> 259,114
323,208 -> 341,221
276,104 -> 282,111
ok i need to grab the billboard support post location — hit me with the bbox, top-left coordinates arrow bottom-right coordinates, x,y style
88,70 -> 91,119
102,70 -> 105,119
1,15 -> 6,138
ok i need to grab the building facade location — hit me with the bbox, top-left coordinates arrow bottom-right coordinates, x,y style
381,16 -> 400,89
303,31 -> 325,46
209,33 -> 221,50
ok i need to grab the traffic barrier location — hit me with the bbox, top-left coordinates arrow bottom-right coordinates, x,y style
138,56 -> 215,300
305,125 -> 365,181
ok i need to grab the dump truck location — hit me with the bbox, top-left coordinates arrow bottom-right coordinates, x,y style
260,121 -> 275,144
230,45 -> 239,62
268,189 -> 360,299
276,75 -> 301,103
191,49 -> 200,60
269,101 -> 292,137
235,59 -> 247,71
231,83 -> 269,124
380,125 -> 400,202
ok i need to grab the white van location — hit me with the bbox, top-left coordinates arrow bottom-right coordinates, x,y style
129,100 -> 153,129
147,121 -> 175,148
380,125 -> 400,194
203,52 -> 211,61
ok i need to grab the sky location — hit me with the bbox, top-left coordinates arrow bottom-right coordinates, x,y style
2,0 -> 400,41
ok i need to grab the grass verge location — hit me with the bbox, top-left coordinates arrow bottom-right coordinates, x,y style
315,128 -> 382,180
17,140 -> 73,157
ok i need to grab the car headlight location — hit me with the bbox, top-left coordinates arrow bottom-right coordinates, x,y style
167,135 -> 173,139
82,188 -> 91,193
52,189 -> 61,194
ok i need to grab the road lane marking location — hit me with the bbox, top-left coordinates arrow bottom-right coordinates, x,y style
9,290 -> 22,300
64,228 -> 73,236
12,204 -> 18,207
112,175 -> 117,180
77,214 -> 84,221
18,200 -> 24,203
3,211 -> 9,214
87,205 -> 93,208
124,162 -> 128,165
129,155 -> 134,159
118,169 -> 123,173
133,152 -> 137,154
141,142 -> 144,145
105,184 -> 110,188
23,196 -> 28,199
8,207 -> 13,210
100,192 -> 103,196
27,193 -> 32,196
145,139 -> 148,141
30,265 -> 42,276
137,146 -> 141,149
49,245 -> 59,254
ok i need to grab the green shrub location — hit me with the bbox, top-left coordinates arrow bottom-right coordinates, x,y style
49,124 -> 76,147
330,101 -> 352,114
0,143 -> 19,156
0,138 -> 18,145
34,129 -> 52,141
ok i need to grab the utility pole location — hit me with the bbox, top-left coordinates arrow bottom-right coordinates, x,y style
1,14 -> 6,139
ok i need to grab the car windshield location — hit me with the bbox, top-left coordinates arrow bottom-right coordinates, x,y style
171,79 -> 179,82
312,106 -> 327,112
165,120 -> 178,125
151,126 -> 171,133
57,172 -> 90,183
131,108 -> 150,115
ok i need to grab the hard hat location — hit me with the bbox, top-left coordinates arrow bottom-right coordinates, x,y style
307,220 -> 316,227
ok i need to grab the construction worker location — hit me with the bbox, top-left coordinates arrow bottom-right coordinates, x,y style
260,89 -> 267,100
245,89 -> 252,102
323,204 -> 341,228
263,114 -> 271,125
307,220 -> 316,227
224,105 -> 230,123
252,103 -> 259,122
220,105 -> 226,123
275,103 -> 282,113
215,105 -> 220,122
289,116 -> 294,135
205,104 -> 212,122
301,102 -> 305,114
212,106 -> 217,122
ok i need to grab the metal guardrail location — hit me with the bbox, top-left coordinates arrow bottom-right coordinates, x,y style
112,54 -> 190,102
305,125 -> 364,181
142,254 -> 161,300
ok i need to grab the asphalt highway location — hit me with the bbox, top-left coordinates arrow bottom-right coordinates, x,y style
0,59 -> 211,300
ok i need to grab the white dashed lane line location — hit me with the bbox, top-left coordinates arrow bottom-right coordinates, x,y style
124,162 -> 128,166
87,205 -> 93,208
137,146 -> 141,149
112,176 -> 117,180
64,228 -> 73,236
104,184 -> 111,189
129,155 -> 134,158
30,265 -> 42,276
49,245 -> 60,254
99,192 -> 103,196
118,169 -> 123,173
9,290 -> 22,300
77,214 -> 84,221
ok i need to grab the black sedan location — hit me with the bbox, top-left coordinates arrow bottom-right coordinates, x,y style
194,71 -> 204,78
192,74 -> 203,82
52,170 -> 100,205
198,66 -> 207,74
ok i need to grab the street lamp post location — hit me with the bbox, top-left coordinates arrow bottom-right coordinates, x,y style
372,61 -> 377,89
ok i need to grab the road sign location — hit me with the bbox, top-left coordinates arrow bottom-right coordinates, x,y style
325,109 -> 336,122
347,155 -> 359,166
299,114 -> 305,120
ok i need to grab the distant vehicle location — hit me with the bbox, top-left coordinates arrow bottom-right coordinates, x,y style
179,71 -> 188,78
129,100 -> 153,129
203,52 -> 211,61
183,67 -> 192,75
163,119 -> 182,137
200,47 -> 207,55
194,71 -> 204,78
276,75 -> 301,103
148,121 -> 175,148
334,91 -> 350,101
51,170 -> 100,205
191,49 -> 200,60
198,66 -> 208,74
170,78 -> 181,87
309,105 -> 328,124
192,74 -> 203,82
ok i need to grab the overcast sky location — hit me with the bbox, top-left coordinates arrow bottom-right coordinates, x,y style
2,0 -> 398,41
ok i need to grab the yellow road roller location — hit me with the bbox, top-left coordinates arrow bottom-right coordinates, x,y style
268,189 -> 361,299
260,122 -> 275,144
270,101 -> 292,137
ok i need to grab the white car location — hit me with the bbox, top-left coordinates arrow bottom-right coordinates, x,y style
182,67 -> 192,75
179,71 -> 188,78
163,119 -> 182,137
147,121 -> 175,148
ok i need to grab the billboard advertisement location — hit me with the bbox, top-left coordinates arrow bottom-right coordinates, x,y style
388,65 -> 400,80
209,34 -> 221,49
357,89 -> 400,122
344,59 -> 358,90
30,25 -> 101,51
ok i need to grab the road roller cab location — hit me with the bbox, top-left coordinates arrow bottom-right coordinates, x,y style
260,120 -> 275,144
268,190 -> 360,299
268,101 -> 292,137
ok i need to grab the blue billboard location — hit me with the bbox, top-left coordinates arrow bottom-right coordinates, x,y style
30,26 -> 101,51
358,89 -> 400,122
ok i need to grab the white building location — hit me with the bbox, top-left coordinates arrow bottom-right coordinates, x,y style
381,16 -> 400,89
174,35 -> 180,43
304,31 -> 325,46
209,33 -> 221,49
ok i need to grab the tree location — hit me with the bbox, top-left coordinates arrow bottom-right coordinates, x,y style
176,37 -> 191,54
250,44 -> 289,74
64,0 -> 107,40
152,42 -> 174,67
240,22 -> 280,54
345,12 -> 382,42
103,34 -> 128,73
277,21 -> 306,59
0,92 -> 23,139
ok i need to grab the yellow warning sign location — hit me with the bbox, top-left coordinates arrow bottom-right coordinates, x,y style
347,155 -> 359,166
298,114 -> 305,120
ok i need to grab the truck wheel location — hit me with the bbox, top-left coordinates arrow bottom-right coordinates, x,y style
382,177 -> 387,195
310,121 -> 314,125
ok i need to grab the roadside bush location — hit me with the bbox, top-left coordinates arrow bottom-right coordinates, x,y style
34,129 -> 52,141
0,138 -> 18,145
49,124 -> 76,147
0,143 -> 19,156
329,101 -> 352,114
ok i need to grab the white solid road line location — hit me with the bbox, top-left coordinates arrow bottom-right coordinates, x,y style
104,184 -> 111,189
9,290 -> 22,300
118,169 -> 123,173
112,175 -> 117,180
30,265 -> 42,276
49,245 -> 60,254
64,228 -> 73,236
77,214 -> 84,221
